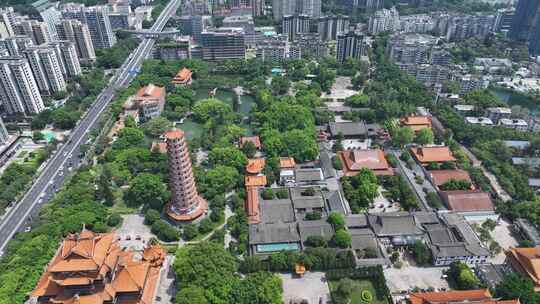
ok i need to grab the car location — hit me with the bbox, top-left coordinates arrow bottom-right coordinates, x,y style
125,235 -> 131,240
24,226 -> 31,232
135,235 -> 142,240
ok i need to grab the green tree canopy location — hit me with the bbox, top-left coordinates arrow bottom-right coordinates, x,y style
124,173 -> 168,209
415,128 -> 434,146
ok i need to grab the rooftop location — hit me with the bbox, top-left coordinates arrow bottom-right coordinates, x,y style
259,194 -> 295,223
465,117 -> 494,125
368,212 -> 424,237
240,136 -> 261,149
295,168 -> 324,183
328,121 -> 367,137
164,128 -> 184,140
246,158 -> 265,175
298,219 -> 334,242
505,247 -> 540,291
280,157 -> 296,169
245,175 -> 267,187
135,84 -> 165,100
428,169 -> 472,188
487,107 -> 512,114
409,289 -> 518,304
440,190 -> 494,213
171,67 -> 193,84
339,149 -> 393,176
410,146 -> 456,164
249,222 -> 300,245
290,187 -> 325,210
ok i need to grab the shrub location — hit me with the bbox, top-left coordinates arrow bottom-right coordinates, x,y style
106,214 -> 122,227
332,156 -> 343,170
151,220 -> 179,242
198,218 -> 214,234
386,154 -> 398,168
261,188 -> 275,200
305,211 -> 322,220
361,290 -> 373,303
301,187 -> 316,196
182,224 -> 198,241
304,235 -> 327,247
333,229 -> 352,248
276,188 -> 289,199
144,209 -> 161,225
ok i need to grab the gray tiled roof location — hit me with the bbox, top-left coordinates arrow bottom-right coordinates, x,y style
295,168 -> 324,182
260,198 -> 295,223
298,220 -> 334,242
368,212 -> 424,237
324,191 -> 347,214
328,121 -> 367,137
290,187 -> 325,209
249,222 -> 300,245
345,214 -> 369,228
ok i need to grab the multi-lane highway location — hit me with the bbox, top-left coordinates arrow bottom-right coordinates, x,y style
0,0 -> 182,255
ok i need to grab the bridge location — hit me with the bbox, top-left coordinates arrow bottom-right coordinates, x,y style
119,29 -> 181,39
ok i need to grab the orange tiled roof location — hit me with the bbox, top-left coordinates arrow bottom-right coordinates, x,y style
410,146 -> 456,164
409,289 -> 499,304
279,157 -> 296,169
245,175 -> 267,187
135,84 -> 166,100
338,149 -> 394,176
245,186 -> 261,224
429,169 -> 473,188
401,116 -> 432,126
30,228 -> 166,304
164,128 -> 184,140
506,247 -> 540,291
246,158 -> 265,175
172,68 -> 193,84
240,136 -> 261,149
440,190 -> 494,212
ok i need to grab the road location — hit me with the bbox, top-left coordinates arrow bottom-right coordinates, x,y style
0,0 -> 182,256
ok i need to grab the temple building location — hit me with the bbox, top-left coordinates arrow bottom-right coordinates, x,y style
123,84 -> 166,123
30,227 -> 165,304
165,128 -> 208,222
338,148 -> 394,176
171,67 -> 193,86
401,115 -> 432,133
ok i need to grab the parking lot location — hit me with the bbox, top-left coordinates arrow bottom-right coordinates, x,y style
384,265 -> 449,294
280,272 -> 330,304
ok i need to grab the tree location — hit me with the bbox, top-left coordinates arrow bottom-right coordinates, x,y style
182,224 -> 199,241
333,229 -> 352,248
440,179 -> 472,191
241,140 -> 257,158
124,173 -> 168,209
415,128 -> 434,145
201,165 -> 240,195
176,286 -> 208,304
305,235 -> 327,247
426,192 -> 443,209
231,272 -> 283,304
341,168 -> 379,212
495,273 -> 539,304
141,117 -> 172,138
271,75 -> 290,95
151,220 -> 179,241
305,211 -> 322,220
411,241 -> 432,266
393,127 -> 414,147
346,94 -> 369,108
363,247 -> 378,258
282,129 -> 319,162
261,188 -> 275,200
192,98 -> 234,124
328,212 -> 346,230
106,214 -> 122,227
333,278 -> 355,304
113,127 -> 145,150
32,131 -> 44,142
446,261 -> 480,290
144,209 -> 161,225
208,146 -> 247,172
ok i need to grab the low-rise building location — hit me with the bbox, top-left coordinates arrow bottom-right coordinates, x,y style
410,146 -> 456,166
171,67 -> 193,85
123,84 -> 166,123
453,104 -> 474,114
428,213 -> 489,266
338,149 -> 394,177
427,169 -> 473,190
499,118 -> 528,131
439,190 -> 497,220
475,264 -> 507,289
465,116 -> 494,126
505,247 -> 540,291
240,135 -> 262,150
513,218 -> 540,247
328,121 -> 367,139
409,289 -> 518,304
30,228 -> 165,304
401,115 -> 432,132
486,107 -> 511,123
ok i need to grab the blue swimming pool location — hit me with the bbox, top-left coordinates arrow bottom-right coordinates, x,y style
256,243 -> 300,253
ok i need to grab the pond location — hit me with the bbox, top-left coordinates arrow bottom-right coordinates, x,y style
194,88 -> 255,115
491,88 -> 540,115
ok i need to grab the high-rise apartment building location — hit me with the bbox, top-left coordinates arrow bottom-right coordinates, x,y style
291,32 -> 328,60
13,20 -> 51,45
32,0 -> 62,40
0,116 -> 8,144
368,7 -> 400,35
336,30 -> 369,63
24,46 -> 67,94
317,15 -> 350,41
62,4 -> 116,49
494,8 -> 515,33
48,41 -> 82,78
0,36 -> 34,56
165,129 -> 207,222
201,28 -> 246,61
0,57 -> 45,115
272,0 -> 321,21
0,7 -> 15,38
510,0 -> 540,56
55,19 -> 96,62
179,15 -> 204,42
282,14 -> 310,41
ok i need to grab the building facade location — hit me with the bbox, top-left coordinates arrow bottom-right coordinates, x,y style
510,0 -> 540,56
62,4 -> 116,49
0,7 -> 15,38
336,30 -> 369,63
201,28 -> 246,61
24,45 -> 66,94
13,20 -> 51,45
0,116 -> 8,144
282,14 -> 310,41
368,7 -> 400,35
0,57 -> 45,115
317,15 -> 350,41
55,19 -> 96,62
272,0 -> 321,21
165,128 -> 208,222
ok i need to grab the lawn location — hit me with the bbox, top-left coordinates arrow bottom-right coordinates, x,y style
329,279 -> 388,304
